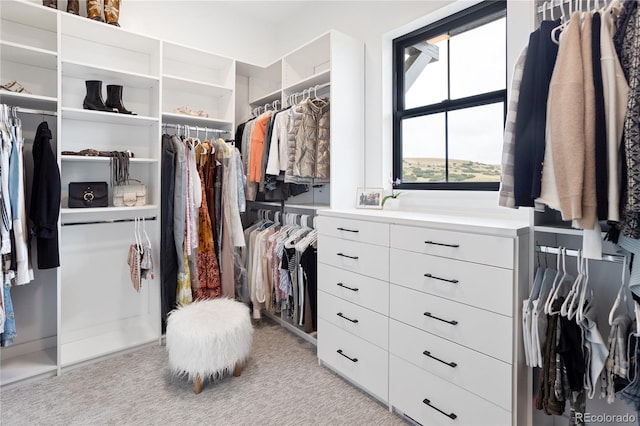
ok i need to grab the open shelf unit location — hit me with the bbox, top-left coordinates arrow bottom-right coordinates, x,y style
236,31 -> 364,343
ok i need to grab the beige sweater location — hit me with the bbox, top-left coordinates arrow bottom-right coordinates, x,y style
549,12 -> 585,222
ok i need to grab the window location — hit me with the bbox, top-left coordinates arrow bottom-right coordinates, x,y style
393,0 -> 507,190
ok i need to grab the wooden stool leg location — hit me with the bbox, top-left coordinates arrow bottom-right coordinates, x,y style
194,374 -> 203,394
234,362 -> 242,377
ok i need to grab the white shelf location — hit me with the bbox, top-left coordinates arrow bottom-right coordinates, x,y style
163,75 -> 233,98
60,12 -> 159,56
0,91 -> 57,110
0,40 -> 57,69
0,348 -> 57,386
61,155 -> 158,164
250,89 -> 282,106
62,60 -> 159,88
60,323 -> 158,367
162,40 -> 233,70
1,1 -> 58,33
161,112 -> 233,130
283,69 -> 331,94
61,107 -> 159,126
534,225 -> 609,238
61,204 -> 159,216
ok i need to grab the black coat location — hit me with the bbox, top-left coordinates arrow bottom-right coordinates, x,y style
29,121 -> 60,269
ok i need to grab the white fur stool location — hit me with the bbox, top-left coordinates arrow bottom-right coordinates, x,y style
166,298 -> 253,394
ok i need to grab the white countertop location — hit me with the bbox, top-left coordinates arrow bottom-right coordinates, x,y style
318,208 -> 530,238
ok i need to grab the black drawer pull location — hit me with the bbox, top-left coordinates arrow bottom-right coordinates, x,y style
337,349 -> 358,362
337,227 -> 359,233
424,273 -> 459,284
337,252 -> 359,260
424,312 -> 458,325
425,240 -> 460,248
337,282 -> 359,292
423,350 -> 457,368
423,398 -> 457,420
337,312 -> 359,323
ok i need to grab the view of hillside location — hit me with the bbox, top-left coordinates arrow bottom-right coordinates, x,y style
403,157 -> 501,182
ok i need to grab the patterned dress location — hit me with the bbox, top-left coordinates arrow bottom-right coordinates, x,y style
193,144 -> 222,300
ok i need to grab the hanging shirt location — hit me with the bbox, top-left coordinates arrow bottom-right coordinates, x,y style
248,112 -> 272,183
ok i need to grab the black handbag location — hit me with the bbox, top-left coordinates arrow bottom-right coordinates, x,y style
68,182 -> 109,208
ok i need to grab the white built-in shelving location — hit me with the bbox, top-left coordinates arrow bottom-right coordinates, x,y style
0,0 -> 60,388
235,30 -> 364,340
161,41 -> 235,134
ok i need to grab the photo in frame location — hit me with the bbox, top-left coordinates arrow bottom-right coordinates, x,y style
355,187 -> 384,209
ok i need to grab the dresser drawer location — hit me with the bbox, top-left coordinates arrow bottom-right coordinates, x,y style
390,284 -> 512,363
390,355 -> 511,426
318,263 -> 389,315
390,225 -> 514,269
318,319 -> 388,402
389,319 -> 511,411
318,291 -> 388,349
318,235 -> 389,281
390,248 -> 513,316
317,216 -> 390,246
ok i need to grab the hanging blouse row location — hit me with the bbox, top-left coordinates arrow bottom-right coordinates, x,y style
243,210 -> 317,333
521,247 -> 639,422
235,93 -> 331,203
499,0 -> 640,258
0,104 -> 60,347
160,132 -> 246,329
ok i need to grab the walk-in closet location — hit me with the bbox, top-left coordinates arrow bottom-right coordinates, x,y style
1,0 -> 639,425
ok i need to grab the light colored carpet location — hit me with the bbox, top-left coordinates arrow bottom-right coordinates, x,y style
1,318 -> 406,426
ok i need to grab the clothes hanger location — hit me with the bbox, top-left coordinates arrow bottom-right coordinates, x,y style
609,255 -> 630,325
542,0 -> 548,20
551,0 -> 570,44
142,217 -> 152,248
563,251 -> 585,319
576,257 -> 592,322
545,247 -> 568,314
560,249 -> 581,316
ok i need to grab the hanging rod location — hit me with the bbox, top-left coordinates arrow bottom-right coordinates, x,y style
288,82 -> 330,99
5,106 -> 57,117
536,0 -> 611,14
162,123 -> 230,134
536,245 -> 626,264
62,216 -> 157,227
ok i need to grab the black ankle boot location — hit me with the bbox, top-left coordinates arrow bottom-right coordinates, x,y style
105,85 -> 136,115
83,80 -> 116,112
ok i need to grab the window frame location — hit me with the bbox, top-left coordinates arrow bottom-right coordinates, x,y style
392,0 -> 507,191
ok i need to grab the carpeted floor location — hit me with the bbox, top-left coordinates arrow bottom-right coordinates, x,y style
1,318 -> 407,425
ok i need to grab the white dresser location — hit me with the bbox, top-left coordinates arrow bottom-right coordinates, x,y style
317,209 -> 530,426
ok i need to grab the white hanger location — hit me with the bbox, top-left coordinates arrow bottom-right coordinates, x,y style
609,255 -> 630,325
133,217 -> 142,254
542,0 -> 548,20
576,257 -> 592,322
561,250 -> 583,317
142,217 -> 152,248
545,247 -> 567,314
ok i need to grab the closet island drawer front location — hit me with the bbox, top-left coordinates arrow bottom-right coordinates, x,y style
318,319 -> 388,402
390,248 -> 513,316
318,291 -> 388,349
390,285 -> 512,363
390,225 -> 514,269
318,235 -> 389,281
318,263 -> 389,315
390,355 -> 511,426
389,319 -> 512,411
318,216 -> 389,247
